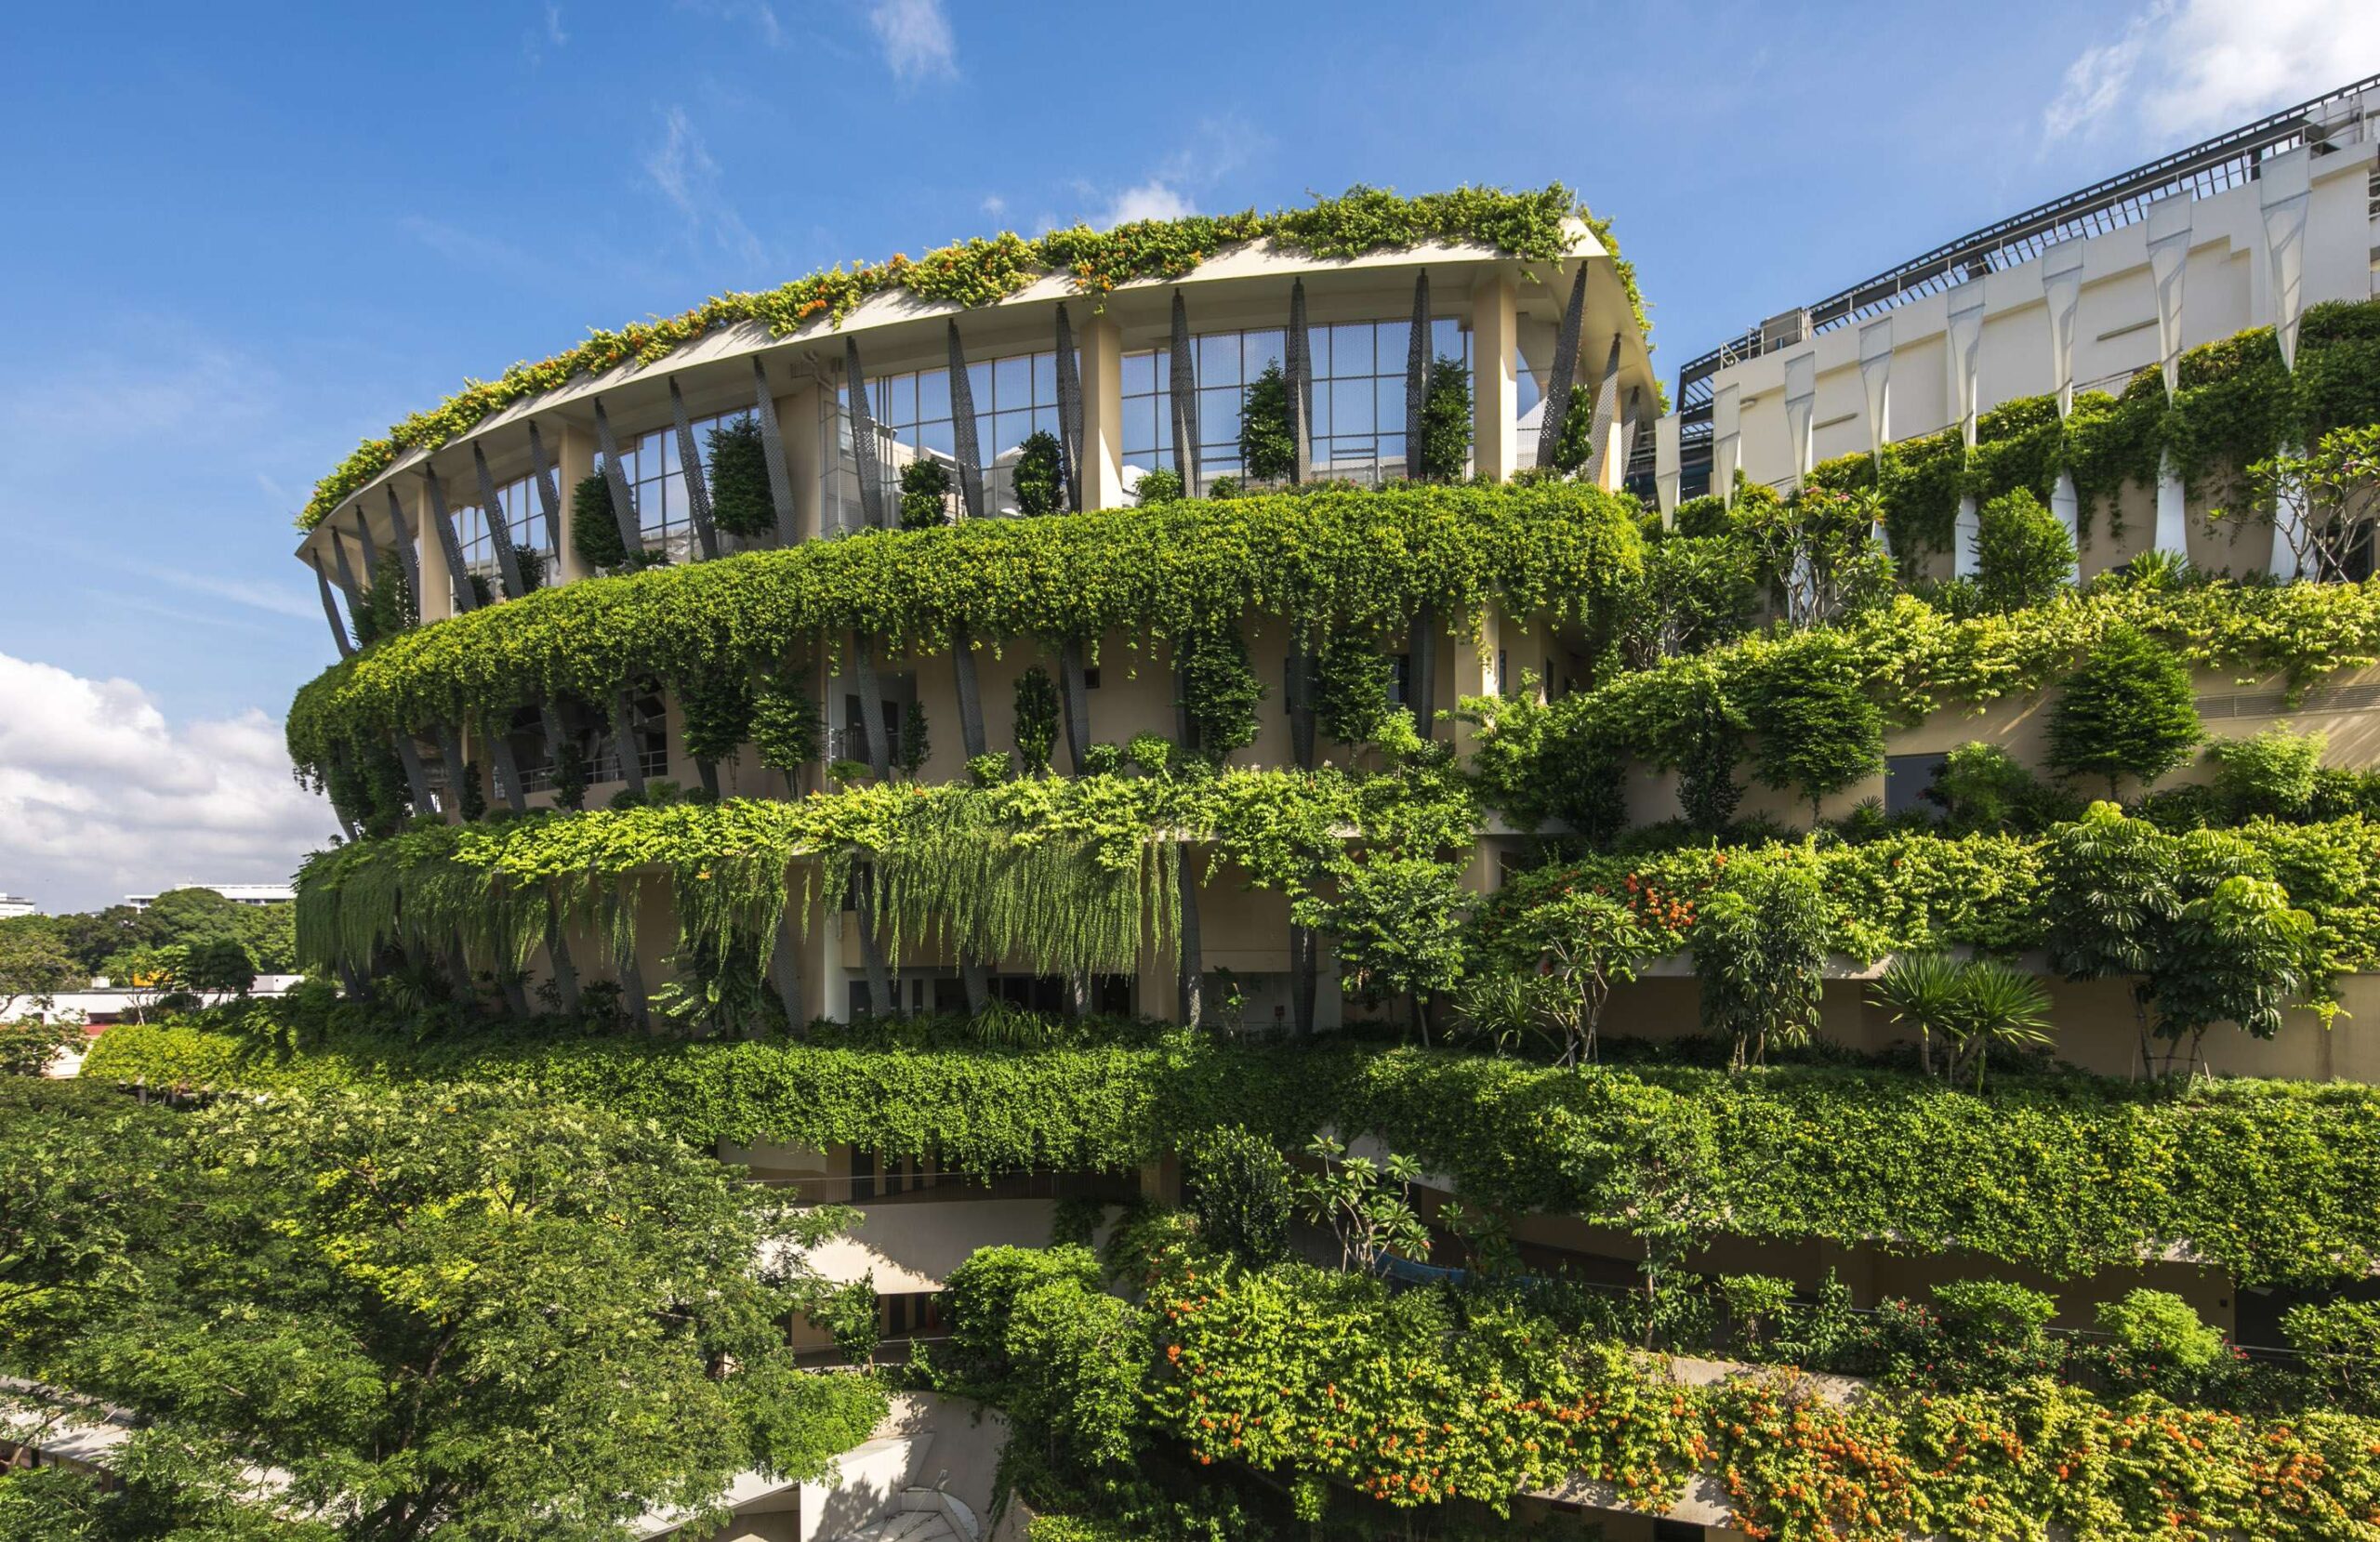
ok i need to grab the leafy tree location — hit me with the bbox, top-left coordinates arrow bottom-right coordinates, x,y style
2226,423 -> 2380,581
1692,856 -> 1826,1070
1292,1136 -> 1430,1272
1012,430 -> 1064,516
351,553 -> 416,646
2042,802 -> 2180,1077
1187,1127 -> 1292,1269
1621,533 -> 1760,665
706,415 -> 775,538
896,698 -> 932,777
549,736 -> 589,811
1743,632 -> 1884,822
1175,626 -> 1262,760
1237,361 -> 1296,481
2154,874 -> 2316,1074
1930,741 -> 2061,834
751,677 -> 823,789
897,456 -> 953,530
1300,855 -> 1466,1034
5,1083 -> 886,1539
571,469 -> 629,571
2210,725 -> 2322,819
1412,356 -> 1470,481
1974,488 -> 2076,612
1662,660 -> 1748,835
178,937 -> 257,996
1012,666 -> 1060,773
0,1018 -> 77,1077
680,668 -> 754,796
0,925 -> 80,1018
2047,625 -> 2202,797
1504,889 -> 1656,1067
1311,633 -> 1392,745
1735,481 -> 1893,627
2283,1298 -> 2380,1412
1458,681 -> 1626,842
1547,379 -> 1596,472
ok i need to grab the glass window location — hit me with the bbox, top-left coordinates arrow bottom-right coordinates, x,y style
451,469 -> 554,592
1121,317 -> 1471,483
610,409 -> 741,563
830,349 -> 1065,525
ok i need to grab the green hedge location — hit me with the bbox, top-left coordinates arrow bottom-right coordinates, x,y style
286,482 -> 1643,779
84,1020 -> 2380,1285
300,184 -> 1635,530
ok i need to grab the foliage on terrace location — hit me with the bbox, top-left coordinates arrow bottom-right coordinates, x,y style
82,1011 -> 2380,1287
298,184 -> 1639,530
289,766 -> 1477,983
1785,297 -> 2380,560
284,481 -> 1644,784
1472,811 -> 2380,977
980,1247 -> 2380,1540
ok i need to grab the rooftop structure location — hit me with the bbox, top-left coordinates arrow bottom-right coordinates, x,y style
0,893 -> 35,920
122,882 -> 297,910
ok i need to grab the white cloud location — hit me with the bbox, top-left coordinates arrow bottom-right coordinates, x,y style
2044,0 -> 2380,144
675,0 -> 784,46
1098,180 -> 1196,228
980,193 -> 1006,218
0,653 -> 337,913
868,0 -> 957,83
641,106 -> 764,267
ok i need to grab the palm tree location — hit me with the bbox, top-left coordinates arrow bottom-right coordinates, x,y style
1942,959 -> 2053,1089
1871,950 -> 1964,1077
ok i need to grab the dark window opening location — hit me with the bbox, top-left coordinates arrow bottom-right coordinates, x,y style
1885,752 -> 1949,819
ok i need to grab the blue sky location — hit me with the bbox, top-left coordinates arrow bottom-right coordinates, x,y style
1,0 -> 2373,908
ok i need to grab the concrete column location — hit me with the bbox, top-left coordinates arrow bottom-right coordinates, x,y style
1449,606 -> 1498,763
1079,312 -> 1127,510
1712,383 -> 1742,507
2154,449 -> 2189,559
780,381 -> 824,543
1782,351 -> 1818,492
1470,270 -> 1518,481
412,479 -> 452,623
1654,414 -> 1681,520
555,423 -> 597,584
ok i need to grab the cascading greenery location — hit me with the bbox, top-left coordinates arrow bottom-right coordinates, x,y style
291,768 -> 1463,997
83,1017 -> 2380,1285
285,481 -> 1645,792
299,185 -> 1640,530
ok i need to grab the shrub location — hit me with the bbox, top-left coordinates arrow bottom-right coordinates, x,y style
1974,488 -> 2075,612
2047,623 -> 2202,797
1078,743 -> 1122,775
1013,430 -> 1064,516
1312,634 -> 1392,745
2210,725 -> 2323,819
2094,1288 -> 2226,1374
1187,1127 -> 1292,1268
1239,362 -> 1297,482
1176,626 -> 1262,760
1692,856 -> 1825,1069
1013,666 -> 1060,773
897,457 -> 953,530
706,415 -> 775,538
750,679 -> 822,779
1412,356 -> 1471,480
1123,733 -> 1172,777
571,471 -> 629,572
1933,741 -> 2040,833
2281,1298 -> 2380,1412
1132,467 -> 1183,505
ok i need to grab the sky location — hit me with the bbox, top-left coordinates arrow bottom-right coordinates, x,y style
1,0 -> 2373,912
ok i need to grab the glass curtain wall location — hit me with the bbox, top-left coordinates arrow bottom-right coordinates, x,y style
452,471 -> 554,591
609,410 -> 746,562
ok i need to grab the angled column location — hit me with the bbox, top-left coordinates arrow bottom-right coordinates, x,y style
1469,270 -> 1518,480
2043,239 -> 2086,573
408,481 -> 453,623
1712,383 -> 1742,508
1858,318 -> 1894,552
1947,285 -> 1987,577
1654,414 -> 1681,521
2260,147 -> 2313,581
2146,194 -> 2193,560
1534,262 -> 1589,474
1582,336 -> 1624,491
1782,351 -> 1817,492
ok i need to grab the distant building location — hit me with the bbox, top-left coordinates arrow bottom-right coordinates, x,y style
0,894 -> 35,920
123,883 -> 296,911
